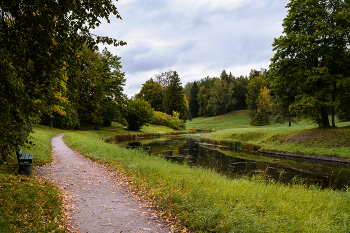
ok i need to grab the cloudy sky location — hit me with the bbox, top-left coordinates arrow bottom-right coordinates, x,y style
92,0 -> 290,97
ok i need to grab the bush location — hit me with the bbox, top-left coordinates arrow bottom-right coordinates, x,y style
152,111 -> 186,130
125,99 -> 154,130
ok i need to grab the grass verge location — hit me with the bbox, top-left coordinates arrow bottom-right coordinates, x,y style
0,125 -> 66,232
64,130 -> 350,232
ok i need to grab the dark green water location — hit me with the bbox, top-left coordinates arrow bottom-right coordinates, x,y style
125,135 -> 350,190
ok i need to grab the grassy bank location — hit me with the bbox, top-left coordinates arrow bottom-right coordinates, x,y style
188,110 -> 350,158
0,126 -> 66,232
64,130 -> 350,232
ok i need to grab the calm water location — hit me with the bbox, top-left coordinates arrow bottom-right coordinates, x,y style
124,135 -> 350,190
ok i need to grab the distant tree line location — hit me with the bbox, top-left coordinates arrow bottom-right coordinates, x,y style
185,70 -> 254,118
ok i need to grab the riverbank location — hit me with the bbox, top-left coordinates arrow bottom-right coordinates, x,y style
63,130 -> 350,232
187,110 -> 350,159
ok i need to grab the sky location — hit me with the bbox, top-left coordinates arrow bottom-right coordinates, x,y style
92,0 -> 290,97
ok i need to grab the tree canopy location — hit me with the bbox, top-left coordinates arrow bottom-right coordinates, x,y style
0,0 -> 125,160
136,79 -> 164,112
270,0 -> 350,127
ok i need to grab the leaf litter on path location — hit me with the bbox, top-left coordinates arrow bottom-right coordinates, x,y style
35,134 -> 172,233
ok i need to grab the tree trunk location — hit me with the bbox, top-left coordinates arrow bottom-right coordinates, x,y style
320,107 -> 330,127
332,81 -> 336,127
288,114 -> 292,127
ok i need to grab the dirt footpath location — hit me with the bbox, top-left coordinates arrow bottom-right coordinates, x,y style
35,134 -> 172,233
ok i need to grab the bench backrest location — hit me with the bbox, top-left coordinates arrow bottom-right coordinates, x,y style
16,148 -> 22,161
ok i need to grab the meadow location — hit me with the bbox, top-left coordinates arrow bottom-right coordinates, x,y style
188,110 -> 350,158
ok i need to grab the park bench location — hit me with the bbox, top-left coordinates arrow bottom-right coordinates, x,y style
16,146 -> 33,175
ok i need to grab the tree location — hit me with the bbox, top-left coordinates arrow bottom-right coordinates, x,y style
232,76 -> 249,110
40,102 -> 80,129
246,77 -> 269,112
246,76 -> 269,125
220,70 -> 230,83
251,87 -> 273,126
136,79 -> 164,112
0,0 -> 125,160
270,0 -> 350,127
100,48 -> 126,105
189,81 -> 200,118
125,98 -> 154,131
163,71 -> 188,120
183,82 -> 193,103
66,46 -> 126,126
67,45 -> 105,125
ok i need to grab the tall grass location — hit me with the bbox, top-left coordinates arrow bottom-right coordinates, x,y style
64,130 -> 350,232
0,125 -> 65,232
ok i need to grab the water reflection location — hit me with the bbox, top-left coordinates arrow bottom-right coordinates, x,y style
125,136 -> 350,190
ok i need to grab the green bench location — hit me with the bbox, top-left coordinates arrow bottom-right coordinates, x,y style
16,146 -> 33,175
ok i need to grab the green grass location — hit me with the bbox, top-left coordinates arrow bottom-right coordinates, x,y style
63,130 -> 350,232
0,126 -> 66,232
188,110 -> 350,158
187,110 -> 252,130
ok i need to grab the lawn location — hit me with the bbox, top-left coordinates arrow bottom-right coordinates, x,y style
188,110 -> 350,158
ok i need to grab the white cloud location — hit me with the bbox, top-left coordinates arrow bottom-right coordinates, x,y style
172,0 -> 247,11
94,0 -> 289,97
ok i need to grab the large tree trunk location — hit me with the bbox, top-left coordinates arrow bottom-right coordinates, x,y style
320,107 -> 330,127
332,81 -> 336,127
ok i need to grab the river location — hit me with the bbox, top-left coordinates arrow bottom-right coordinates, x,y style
123,135 -> 350,190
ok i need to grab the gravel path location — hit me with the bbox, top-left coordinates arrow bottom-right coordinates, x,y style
35,134 -> 171,233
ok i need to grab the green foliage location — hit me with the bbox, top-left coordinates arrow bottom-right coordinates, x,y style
67,46 -> 126,126
125,98 -> 154,131
41,101 -> 80,129
189,81 -> 200,118
196,72 -> 249,117
246,76 -> 269,111
270,0 -> 350,127
0,0 -> 125,160
250,87 -> 273,126
163,71 -> 189,120
100,100 -> 125,127
152,111 -> 186,130
336,78 -> 350,122
137,71 -> 189,121
136,78 -> 164,111
246,76 -> 270,125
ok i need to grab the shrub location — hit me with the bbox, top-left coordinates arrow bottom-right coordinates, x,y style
152,111 -> 186,130
125,98 -> 154,130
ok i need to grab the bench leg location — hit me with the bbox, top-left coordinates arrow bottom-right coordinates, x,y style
18,163 -> 32,175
